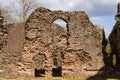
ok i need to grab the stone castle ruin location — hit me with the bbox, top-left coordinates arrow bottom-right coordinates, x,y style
109,3 -> 120,70
0,2 -> 120,79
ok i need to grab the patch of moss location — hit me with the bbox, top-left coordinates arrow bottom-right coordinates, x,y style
106,43 -> 111,55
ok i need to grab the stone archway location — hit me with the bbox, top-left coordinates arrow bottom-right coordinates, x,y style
51,18 -> 69,47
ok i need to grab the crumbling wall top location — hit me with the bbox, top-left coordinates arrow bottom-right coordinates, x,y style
0,10 -> 3,21
27,7 -> 88,23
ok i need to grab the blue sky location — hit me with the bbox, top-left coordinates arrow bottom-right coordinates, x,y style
0,0 -> 119,37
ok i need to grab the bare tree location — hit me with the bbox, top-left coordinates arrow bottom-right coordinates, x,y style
0,4 -> 15,24
11,0 -> 40,22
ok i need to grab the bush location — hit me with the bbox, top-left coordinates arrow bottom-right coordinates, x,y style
106,43 -> 111,55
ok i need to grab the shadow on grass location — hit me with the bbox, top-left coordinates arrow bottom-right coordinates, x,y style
87,37 -> 120,80
86,67 -> 119,80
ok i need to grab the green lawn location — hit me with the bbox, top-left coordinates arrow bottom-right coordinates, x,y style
0,78 -> 118,80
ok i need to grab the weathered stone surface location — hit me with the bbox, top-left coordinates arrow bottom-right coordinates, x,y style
109,2 -> 120,68
0,10 -> 7,50
0,7 -> 106,78
0,23 -> 25,78
106,2 -> 120,78
109,24 -> 118,67
19,7 -> 105,78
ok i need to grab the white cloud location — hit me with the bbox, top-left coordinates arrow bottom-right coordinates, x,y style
86,2 -> 94,10
1,0 -> 120,16
38,0 -> 120,17
68,2 -> 74,7
40,0 -> 84,11
90,17 -> 100,21
0,0 -> 15,6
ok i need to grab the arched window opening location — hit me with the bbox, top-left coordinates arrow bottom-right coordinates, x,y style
53,19 -> 67,29
52,19 -> 69,46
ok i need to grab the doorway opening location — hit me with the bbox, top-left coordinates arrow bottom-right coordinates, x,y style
35,68 -> 45,77
52,67 -> 62,77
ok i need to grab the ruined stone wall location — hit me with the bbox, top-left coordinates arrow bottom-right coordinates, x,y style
0,10 -> 26,78
109,26 -> 120,68
109,3 -> 120,68
0,10 -> 7,50
19,7 -> 105,78
105,2 -> 120,78
0,8 -> 106,78
63,25 -> 105,78
0,23 -> 25,78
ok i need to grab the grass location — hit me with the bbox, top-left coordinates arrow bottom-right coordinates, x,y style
106,43 -> 116,65
0,78 -> 118,80
113,54 -> 116,65
106,43 -> 111,55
